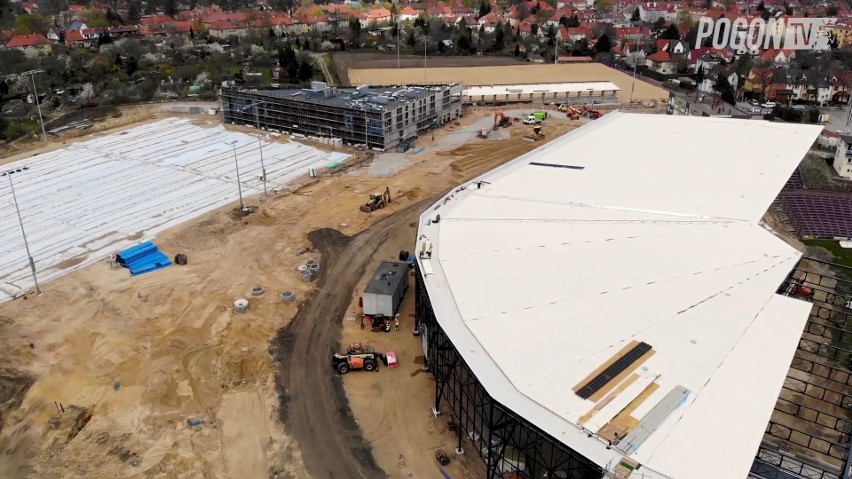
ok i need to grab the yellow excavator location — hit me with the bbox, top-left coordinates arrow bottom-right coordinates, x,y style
360,187 -> 392,212
523,125 -> 545,142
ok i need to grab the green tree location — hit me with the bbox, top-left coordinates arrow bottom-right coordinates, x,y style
127,1 -> 141,22
631,7 -> 640,22
348,15 -> 361,38
164,0 -> 177,16
661,23 -> 680,40
14,14 -> 51,34
297,57 -> 314,81
596,33 -> 611,52
495,22 -> 505,50
478,0 -> 491,18
566,14 -> 579,27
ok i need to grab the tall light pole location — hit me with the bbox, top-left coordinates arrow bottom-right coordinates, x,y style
423,36 -> 428,83
21,70 -> 47,141
224,141 -> 245,211
2,167 -> 41,295
240,101 -> 269,197
397,19 -> 401,69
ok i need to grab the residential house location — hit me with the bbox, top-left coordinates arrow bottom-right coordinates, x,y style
699,65 -> 739,93
207,21 -> 248,38
623,42 -> 647,67
688,48 -> 724,72
477,12 -> 504,33
792,70 -> 832,105
833,135 -> 852,180
517,22 -> 533,38
655,39 -> 688,54
46,27 -> 60,42
831,70 -> 852,104
6,34 -> 51,56
818,129 -> 840,150
757,48 -> 794,64
64,28 -> 93,47
398,6 -> 420,21
558,0 -> 591,10
614,25 -> 650,41
638,2 -> 678,23
646,50 -> 675,74
742,67 -> 775,101
559,26 -> 587,42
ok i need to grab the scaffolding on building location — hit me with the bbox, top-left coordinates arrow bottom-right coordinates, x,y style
221,83 -> 462,150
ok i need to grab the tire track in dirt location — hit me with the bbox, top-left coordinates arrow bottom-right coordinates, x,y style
271,198 -> 440,479
270,130 -> 572,479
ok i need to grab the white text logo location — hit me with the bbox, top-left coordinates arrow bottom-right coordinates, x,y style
695,17 -> 835,51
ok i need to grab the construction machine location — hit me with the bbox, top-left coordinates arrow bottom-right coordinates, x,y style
786,278 -> 815,298
587,110 -> 603,120
360,187 -> 392,213
493,112 -> 511,129
523,125 -> 545,142
477,128 -> 489,138
332,343 -> 386,374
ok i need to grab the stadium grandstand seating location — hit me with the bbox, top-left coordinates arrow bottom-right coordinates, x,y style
776,169 -> 852,238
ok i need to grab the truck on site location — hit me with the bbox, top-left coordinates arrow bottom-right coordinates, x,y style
531,111 -> 548,120
332,343 -> 386,374
522,115 -> 541,125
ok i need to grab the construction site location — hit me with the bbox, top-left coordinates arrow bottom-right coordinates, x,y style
0,68 -> 849,479
222,82 -> 463,150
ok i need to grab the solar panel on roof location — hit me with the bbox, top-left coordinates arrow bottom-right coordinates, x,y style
576,342 -> 652,400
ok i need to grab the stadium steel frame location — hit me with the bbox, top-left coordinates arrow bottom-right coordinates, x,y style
415,266 -> 603,479
752,257 -> 852,479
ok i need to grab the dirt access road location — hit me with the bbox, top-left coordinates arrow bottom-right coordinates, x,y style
0,108 -> 577,479
273,122 -> 579,479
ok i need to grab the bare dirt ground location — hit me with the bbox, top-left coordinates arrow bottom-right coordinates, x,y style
0,107 -> 579,479
347,63 -> 669,104
331,52 -> 525,86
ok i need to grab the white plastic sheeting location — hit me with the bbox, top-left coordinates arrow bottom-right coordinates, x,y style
0,117 -> 348,301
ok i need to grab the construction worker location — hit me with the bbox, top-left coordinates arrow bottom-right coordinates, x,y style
384,320 -> 391,333
394,314 -> 400,331
360,316 -> 365,330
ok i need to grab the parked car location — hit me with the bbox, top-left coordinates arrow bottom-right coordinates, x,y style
748,98 -> 760,106
792,104 -> 806,110
762,101 -> 777,108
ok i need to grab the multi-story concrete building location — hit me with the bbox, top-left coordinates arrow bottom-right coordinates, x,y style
221,82 -> 463,150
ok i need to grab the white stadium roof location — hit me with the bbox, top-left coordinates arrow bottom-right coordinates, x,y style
416,112 -> 823,478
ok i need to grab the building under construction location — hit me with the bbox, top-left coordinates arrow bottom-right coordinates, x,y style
221,82 -> 463,150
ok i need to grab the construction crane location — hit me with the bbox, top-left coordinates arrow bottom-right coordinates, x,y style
360,187 -> 392,213
523,125 -> 545,142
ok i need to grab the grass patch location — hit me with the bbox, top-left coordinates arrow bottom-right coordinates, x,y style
803,239 -> 852,269
322,53 -> 341,86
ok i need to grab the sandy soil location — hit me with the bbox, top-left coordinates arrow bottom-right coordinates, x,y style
0,106 -> 580,479
347,63 -> 669,104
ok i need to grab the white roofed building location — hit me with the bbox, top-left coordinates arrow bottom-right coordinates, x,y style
462,82 -> 619,105
413,112 -> 823,479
